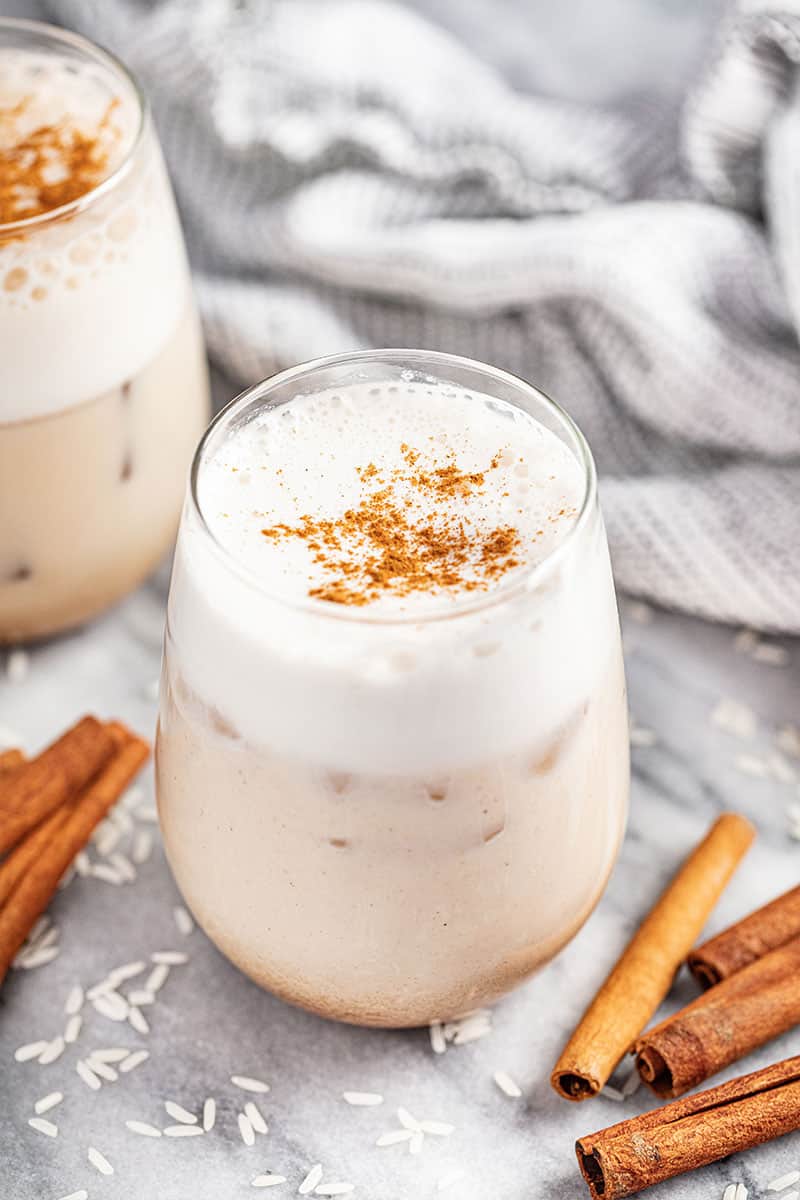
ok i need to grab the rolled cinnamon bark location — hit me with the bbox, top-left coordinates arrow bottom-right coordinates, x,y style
576,1056 -> 800,1200
0,716 -> 114,852
0,726 -> 149,984
635,934 -> 800,1096
0,804 -> 71,907
689,884 -> 800,987
551,812 -> 754,1100
0,748 -> 24,773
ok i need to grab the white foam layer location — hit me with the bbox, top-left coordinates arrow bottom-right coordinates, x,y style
170,377 -> 620,774
0,49 -> 188,421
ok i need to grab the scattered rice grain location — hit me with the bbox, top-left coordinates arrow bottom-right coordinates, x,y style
711,698 -> 757,740
55,1192 -> 88,1200
91,863 -> 124,886
92,991 -> 129,1022
151,951 -> 187,965
91,1047 -> 130,1063
76,1060 -> 102,1091
419,1120 -> 454,1136
429,1021 -> 446,1055
174,905 -> 194,936
127,989 -> 155,1007
16,945 -> 60,970
163,1125 -> 204,1137
493,1071 -> 522,1098
602,1084 -> 625,1102
38,1037 -> 65,1065
119,1049 -> 149,1073
145,963 -> 169,993
128,1006 -> 149,1035
376,1130 -> 413,1147
231,1075 -> 270,1094
238,1112 -> 255,1146
768,1175 -> 800,1193
87,1059 -> 118,1083
165,1101 -> 197,1125
15,1040 -> 48,1062
65,985 -> 84,1016
108,852 -> 136,882
202,1097 -> 216,1131
64,1015 -> 82,1044
299,1165 -> 323,1195
125,1120 -> 161,1138
87,1146 -> 114,1175
244,1101 -> 267,1134
34,1092 -> 63,1115
132,830 -> 153,864
28,1117 -> 58,1137
342,1092 -> 383,1106
251,1175 -> 286,1188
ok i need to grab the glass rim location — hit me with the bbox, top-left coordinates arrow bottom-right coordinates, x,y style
189,348 -> 599,626
0,17 -> 148,236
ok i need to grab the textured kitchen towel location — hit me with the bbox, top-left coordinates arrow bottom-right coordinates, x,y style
47,0 -> 800,631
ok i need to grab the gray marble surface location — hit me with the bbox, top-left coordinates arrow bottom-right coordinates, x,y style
1,485 -> 799,1200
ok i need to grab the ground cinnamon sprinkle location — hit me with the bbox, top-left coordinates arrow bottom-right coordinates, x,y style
261,446 -> 524,606
0,97 -> 121,225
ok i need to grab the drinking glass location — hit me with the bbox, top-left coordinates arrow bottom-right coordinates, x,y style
156,350 -> 629,1027
0,19 -> 209,642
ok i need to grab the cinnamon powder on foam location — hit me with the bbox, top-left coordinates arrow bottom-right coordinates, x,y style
0,96 -> 121,227
261,443 -> 573,607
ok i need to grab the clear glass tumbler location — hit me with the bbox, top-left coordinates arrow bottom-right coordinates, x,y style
0,19 -> 209,642
156,350 -> 629,1027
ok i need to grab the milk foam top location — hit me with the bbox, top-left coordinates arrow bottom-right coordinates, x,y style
0,27 -> 188,421
170,356 -> 620,774
199,381 -> 585,615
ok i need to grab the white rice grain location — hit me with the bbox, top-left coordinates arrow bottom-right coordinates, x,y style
76,1060 -> 102,1091
16,945 -> 60,970
174,905 -> 194,936
108,960 -> 147,985
342,1092 -> 383,1106
493,1071 -> 522,1098
299,1165 -> 323,1195
164,1101 -> 197,1125
602,1085 -> 625,1102
92,991 -> 129,1022
768,1175 -> 800,1193
65,979 -> 85,1008
396,1108 -> 421,1131
91,1047 -> 130,1063
621,1067 -> 642,1097
108,852 -> 136,882
151,951 -> 188,965
64,1015 -> 82,1044
15,1040 -> 48,1062
231,1075 -> 270,1094
34,1092 -> 63,1115
135,803 -> 159,823
93,821 -> 121,857
91,864 -> 124,886
7,647 -> 29,682
28,1117 -> 58,1137
74,851 -> 91,876
251,1175 -> 287,1188
734,1186 -> 748,1200
202,1098 -> 216,1132
38,1037 -> 65,1065
429,1021 -> 446,1055
242,1102 -> 266,1135
132,830 -> 153,864
710,698 -> 757,740
238,1113 -> 255,1146
145,964 -> 170,993
127,989 -> 155,1007
126,1120 -> 161,1138
87,1146 -> 114,1175
87,1059 -> 118,1083
163,1125 -> 204,1138
110,807 -> 134,834
55,1192 -> 88,1200
128,1006 -> 149,1035
376,1130 -> 413,1147
119,1050 -> 149,1074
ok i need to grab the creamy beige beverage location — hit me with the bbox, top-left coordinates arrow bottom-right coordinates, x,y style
157,352 -> 629,1027
0,20 -> 209,642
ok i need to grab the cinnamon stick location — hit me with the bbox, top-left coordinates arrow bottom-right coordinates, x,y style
689,884 -> 800,987
0,748 -> 25,773
0,805 -> 71,907
0,726 -> 149,984
576,1056 -> 800,1200
635,934 -> 800,1096
551,812 -> 755,1101
0,716 -> 114,853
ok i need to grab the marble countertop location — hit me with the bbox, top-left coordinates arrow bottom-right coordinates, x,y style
1,423 -> 799,1200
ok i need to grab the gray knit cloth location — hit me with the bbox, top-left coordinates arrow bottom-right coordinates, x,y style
49,0 -> 800,632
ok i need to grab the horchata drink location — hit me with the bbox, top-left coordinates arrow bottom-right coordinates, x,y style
157,351 -> 629,1027
0,19 -> 209,642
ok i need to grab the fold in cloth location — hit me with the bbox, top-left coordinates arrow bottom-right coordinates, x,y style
49,0 -> 800,631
